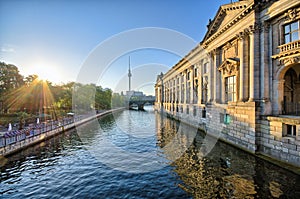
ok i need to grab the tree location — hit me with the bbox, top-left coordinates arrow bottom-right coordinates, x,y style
0,62 -> 24,95
52,82 -> 74,114
112,93 -> 125,108
0,62 -> 24,113
24,74 -> 38,87
95,86 -> 112,110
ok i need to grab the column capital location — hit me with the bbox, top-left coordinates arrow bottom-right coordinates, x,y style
208,48 -> 220,57
236,31 -> 246,40
246,22 -> 261,35
189,65 -> 194,70
263,21 -> 270,33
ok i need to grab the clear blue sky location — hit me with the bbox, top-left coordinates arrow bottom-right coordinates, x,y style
0,0 -> 231,95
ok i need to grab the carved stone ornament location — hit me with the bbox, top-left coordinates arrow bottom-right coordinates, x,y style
254,22 -> 262,32
286,9 -> 297,21
282,56 -> 300,65
223,41 -> 238,60
236,32 -> 245,40
218,58 -> 239,77
225,42 -> 232,50
247,22 -> 261,34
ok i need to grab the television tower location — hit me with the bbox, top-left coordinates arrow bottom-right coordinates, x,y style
128,56 -> 132,91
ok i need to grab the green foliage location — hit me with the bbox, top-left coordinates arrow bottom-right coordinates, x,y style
0,61 -> 125,118
111,93 -> 125,108
0,62 -> 24,96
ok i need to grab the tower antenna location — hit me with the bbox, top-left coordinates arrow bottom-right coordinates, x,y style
128,56 -> 132,91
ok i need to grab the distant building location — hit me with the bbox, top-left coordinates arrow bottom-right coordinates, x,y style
126,91 -> 144,97
155,0 -> 300,166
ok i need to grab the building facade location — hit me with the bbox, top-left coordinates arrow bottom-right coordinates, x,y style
155,0 -> 300,166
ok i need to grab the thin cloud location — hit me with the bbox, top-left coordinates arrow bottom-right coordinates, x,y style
1,45 -> 15,53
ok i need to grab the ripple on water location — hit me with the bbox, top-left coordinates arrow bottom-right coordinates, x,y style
1,110 -> 299,198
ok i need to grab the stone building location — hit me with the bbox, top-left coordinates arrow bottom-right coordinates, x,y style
154,0 -> 300,166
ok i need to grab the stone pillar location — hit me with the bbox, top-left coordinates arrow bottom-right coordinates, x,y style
174,77 -> 177,103
171,80 -> 173,103
208,51 -> 214,103
190,66 -> 194,104
237,32 -> 245,101
156,87 -> 160,103
222,77 -> 226,103
214,49 -> 221,103
179,74 -> 182,104
248,27 -> 255,102
169,82 -> 171,103
164,84 -> 166,103
183,70 -> 187,104
263,22 -> 270,101
273,79 -> 285,115
198,63 -> 202,105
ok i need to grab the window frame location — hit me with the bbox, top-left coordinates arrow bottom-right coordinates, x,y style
225,75 -> 237,103
284,20 -> 300,44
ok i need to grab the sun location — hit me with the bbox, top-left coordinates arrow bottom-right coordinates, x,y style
31,63 -> 62,83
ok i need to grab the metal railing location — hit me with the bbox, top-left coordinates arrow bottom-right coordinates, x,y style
0,116 -> 84,148
282,102 -> 300,116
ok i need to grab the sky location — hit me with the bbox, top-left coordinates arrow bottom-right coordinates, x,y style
0,0 -> 231,95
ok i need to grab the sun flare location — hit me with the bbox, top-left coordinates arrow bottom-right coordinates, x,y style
31,63 -> 62,83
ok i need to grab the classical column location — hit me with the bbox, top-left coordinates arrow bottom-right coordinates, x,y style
248,26 -> 255,102
183,70 -> 187,104
164,84 -> 166,103
222,77 -> 226,103
179,74 -> 182,104
274,79 -> 285,115
156,87 -> 159,103
208,51 -> 214,103
170,79 -> 173,103
263,22 -> 270,101
214,49 -> 221,103
174,77 -> 177,104
159,73 -> 164,109
173,79 -> 176,104
190,66 -> 194,104
198,63 -> 202,105
237,32 -> 245,101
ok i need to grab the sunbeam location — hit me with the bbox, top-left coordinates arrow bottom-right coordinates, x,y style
4,78 -> 56,120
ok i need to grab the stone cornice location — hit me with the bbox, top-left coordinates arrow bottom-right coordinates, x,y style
163,43 -> 208,80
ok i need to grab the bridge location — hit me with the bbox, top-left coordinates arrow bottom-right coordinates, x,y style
127,95 -> 155,110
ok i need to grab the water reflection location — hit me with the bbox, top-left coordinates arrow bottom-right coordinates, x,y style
156,112 -> 300,198
1,109 -> 299,198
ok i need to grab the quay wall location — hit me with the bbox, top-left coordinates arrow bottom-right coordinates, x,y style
155,104 -> 300,169
158,102 -> 258,153
0,108 -> 125,157
257,116 -> 300,167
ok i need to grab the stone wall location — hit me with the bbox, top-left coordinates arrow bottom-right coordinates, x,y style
206,102 -> 258,153
157,102 -> 259,153
155,102 -> 300,167
258,116 -> 300,166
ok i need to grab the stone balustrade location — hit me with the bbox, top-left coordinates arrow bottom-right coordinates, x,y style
279,40 -> 300,53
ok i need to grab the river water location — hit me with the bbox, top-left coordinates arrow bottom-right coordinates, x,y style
1,107 -> 299,198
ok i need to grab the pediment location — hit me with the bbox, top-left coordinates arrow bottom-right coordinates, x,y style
218,58 -> 240,77
203,1 -> 250,42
